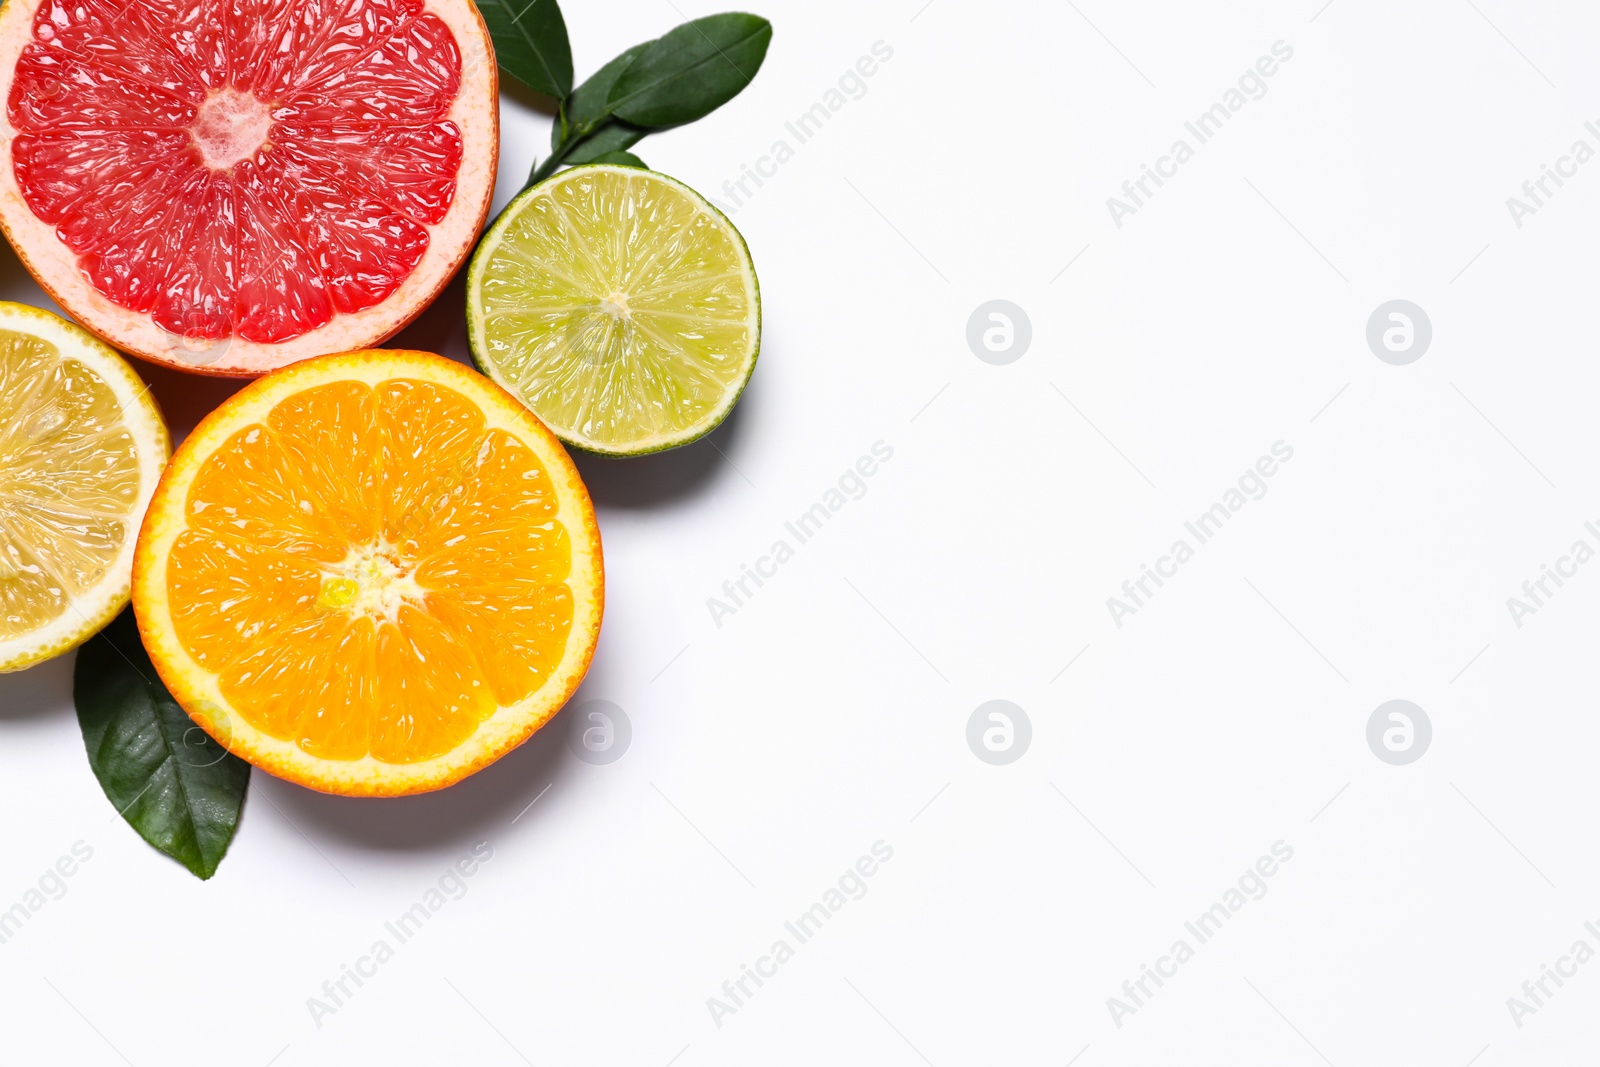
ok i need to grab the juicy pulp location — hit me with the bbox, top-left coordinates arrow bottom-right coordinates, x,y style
0,327 -> 141,638
167,378 -> 577,764
8,0 -> 464,344
472,167 -> 758,452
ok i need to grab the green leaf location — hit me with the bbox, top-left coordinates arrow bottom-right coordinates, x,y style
607,13 -> 772,128
563,119 -> 647,164
587,150 -> 647,168
74,609 -> 250,880
557,42 -> 650,150
476,0 -> 573,100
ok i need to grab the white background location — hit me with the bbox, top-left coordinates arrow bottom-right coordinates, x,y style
3,0 -> 1600,1063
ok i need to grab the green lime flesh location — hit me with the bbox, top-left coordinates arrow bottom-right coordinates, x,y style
466,165 -> 761,456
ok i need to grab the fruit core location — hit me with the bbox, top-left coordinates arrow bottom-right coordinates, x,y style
317,543 -> 424,622
190,89 -> 273,170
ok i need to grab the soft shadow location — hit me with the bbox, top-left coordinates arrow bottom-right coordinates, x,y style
498,78 -> 559,118
388,263 -> 471,365
134,362 -> 250,443
572,389 -> 753,509
258,621 -> 636,851
0,235 -> 42,300
258,696 -> 579,851
0,652 -> 74,720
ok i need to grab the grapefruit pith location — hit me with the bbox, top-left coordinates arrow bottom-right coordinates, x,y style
0,0 -> 497,377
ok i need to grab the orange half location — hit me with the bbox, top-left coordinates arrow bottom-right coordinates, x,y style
132,350 -> 602,796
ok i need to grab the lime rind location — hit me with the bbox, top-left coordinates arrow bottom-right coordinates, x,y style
466,164 -> 760,456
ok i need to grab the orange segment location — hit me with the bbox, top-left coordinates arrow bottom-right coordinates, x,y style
185,421 -> 350,561
217,609 -> 355,742
266,381 -> 381,547
166,529 -> 322,671
377,377 -> 487,550
132,350 -> 603,797
428,581 -> 574,707
404,427 -> 562,559
299,615 -> 379,762
372,604 -> 495,763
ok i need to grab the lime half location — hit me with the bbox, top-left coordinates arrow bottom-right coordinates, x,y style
467,165 -> 761,456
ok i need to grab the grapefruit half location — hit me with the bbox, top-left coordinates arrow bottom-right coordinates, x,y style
0,0 -> 497,377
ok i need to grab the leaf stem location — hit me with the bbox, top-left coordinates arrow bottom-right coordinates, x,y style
528,148 -> 564,185
528,114 -> 604,186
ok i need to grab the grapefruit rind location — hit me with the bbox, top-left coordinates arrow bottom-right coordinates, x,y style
466,165 -> 762,456
0,0 -> 499,378
131,350 -> 604,796
0,300 -> 170,673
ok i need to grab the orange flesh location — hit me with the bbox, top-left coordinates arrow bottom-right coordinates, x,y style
167,378 -> 573,763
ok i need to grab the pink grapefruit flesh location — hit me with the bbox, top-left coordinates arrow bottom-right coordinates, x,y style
0,0 -> 497,376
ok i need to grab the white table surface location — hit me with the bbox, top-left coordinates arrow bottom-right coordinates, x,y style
4,0 -> 1600,1063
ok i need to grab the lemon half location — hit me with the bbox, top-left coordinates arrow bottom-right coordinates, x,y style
0,302 -> 169,672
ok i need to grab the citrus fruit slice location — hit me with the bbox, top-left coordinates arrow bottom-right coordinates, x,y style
0,0 -> 497,377
132,350 -> 603,796
0,301 -> 170,673
466,164 -> 760,455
